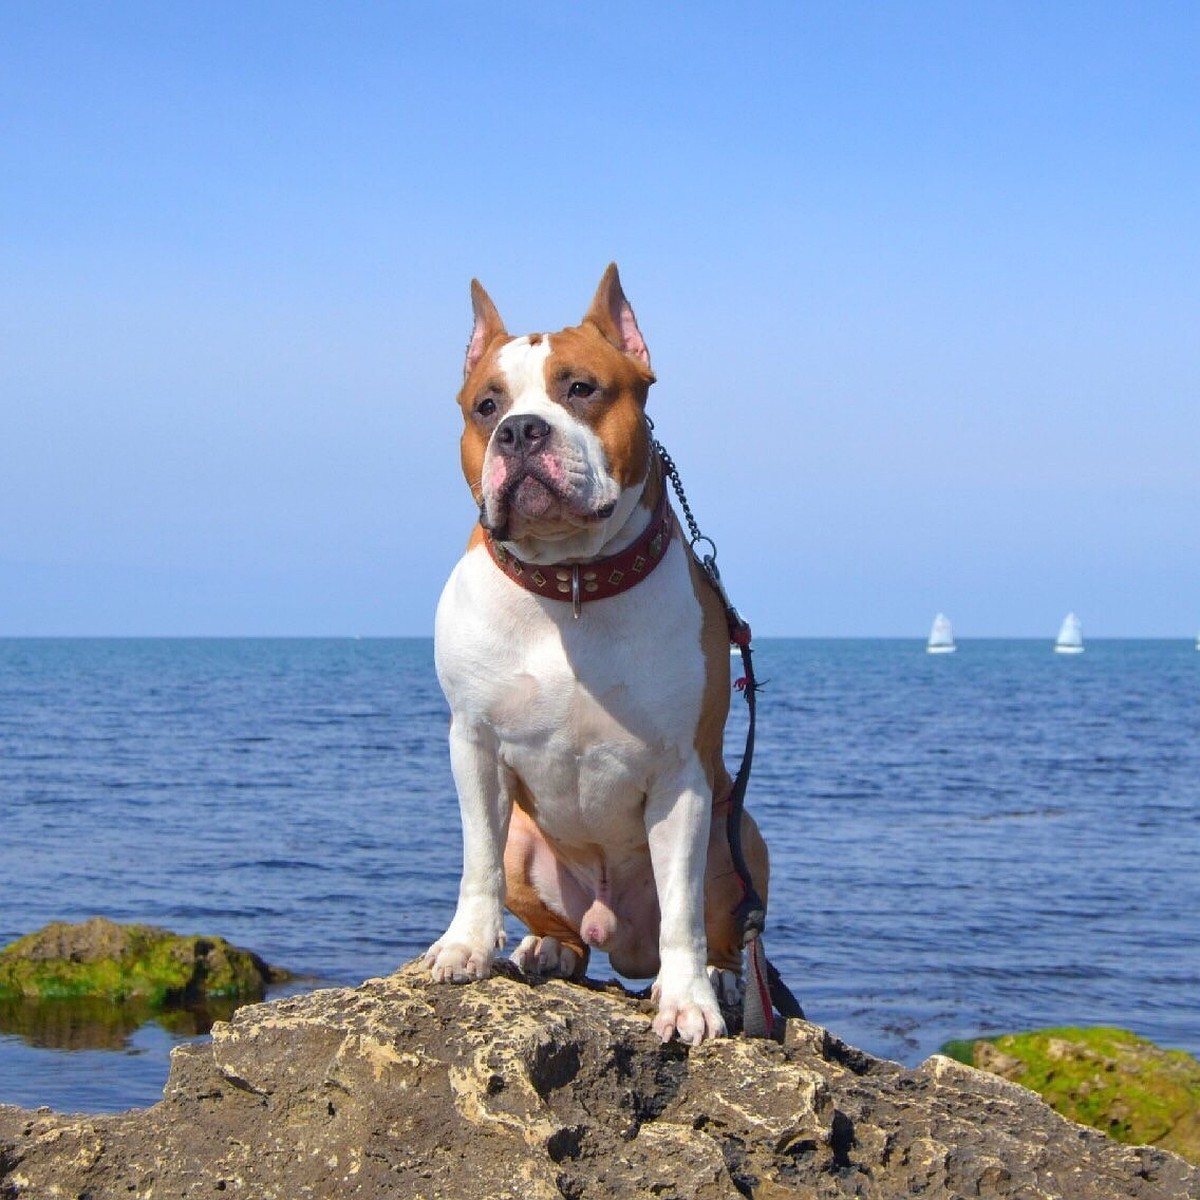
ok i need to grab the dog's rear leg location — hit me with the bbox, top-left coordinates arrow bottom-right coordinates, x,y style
510,933 -> 588,979
504,806 -> 590,980
703,805 -> 770,1009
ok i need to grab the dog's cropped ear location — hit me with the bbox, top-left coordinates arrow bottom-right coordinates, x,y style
464,280 -> 507,379
583,263 -> 652,369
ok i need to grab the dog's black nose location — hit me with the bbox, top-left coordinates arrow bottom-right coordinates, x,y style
495,414 -> 551,456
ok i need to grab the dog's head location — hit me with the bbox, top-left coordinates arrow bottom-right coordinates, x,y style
456,264 -> 657,561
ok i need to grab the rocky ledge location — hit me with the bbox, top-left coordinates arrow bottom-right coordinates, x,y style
1,963 -> 1195,1199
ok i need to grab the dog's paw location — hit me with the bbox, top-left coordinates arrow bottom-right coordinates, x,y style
510,935 -> 580,979
423,941 -> 495,984
650,975 -> 727,1045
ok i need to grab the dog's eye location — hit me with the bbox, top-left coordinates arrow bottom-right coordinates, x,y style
476,397 -> 497,417
568,381 -> 596,400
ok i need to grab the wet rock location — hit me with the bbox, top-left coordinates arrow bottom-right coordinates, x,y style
0,964 -> 1196,1198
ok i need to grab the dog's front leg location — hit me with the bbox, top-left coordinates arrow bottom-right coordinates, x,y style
645,771 -> 726,1044
424,719 -> 511,982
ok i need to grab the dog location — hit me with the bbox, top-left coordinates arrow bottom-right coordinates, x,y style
424,265 -> 769,1044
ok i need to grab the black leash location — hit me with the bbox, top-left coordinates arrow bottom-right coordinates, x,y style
727,631 -> 805,1032
654,435 -> 805,1035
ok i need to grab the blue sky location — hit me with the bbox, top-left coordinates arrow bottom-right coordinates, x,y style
3,2 -> 1197,637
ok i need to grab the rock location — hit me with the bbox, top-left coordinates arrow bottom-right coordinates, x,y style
0,964 -> 1196,1198
946,1027 -> 1200,1166
0,917 -> 288,1008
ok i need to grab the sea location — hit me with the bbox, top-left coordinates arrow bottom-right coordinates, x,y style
1,637 -> 1197,1114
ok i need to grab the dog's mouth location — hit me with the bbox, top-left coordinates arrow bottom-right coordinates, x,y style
511,474 -> 559,519
481,468 -> 616,543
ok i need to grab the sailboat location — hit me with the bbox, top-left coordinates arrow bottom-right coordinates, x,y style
926,613 -> 956,654
1054,612 -> 1084,654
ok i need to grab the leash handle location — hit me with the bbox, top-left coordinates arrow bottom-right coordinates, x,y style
743,933 -> 773,1038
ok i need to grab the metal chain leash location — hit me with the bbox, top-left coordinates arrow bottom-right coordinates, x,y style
654,438 -> 706,554
648,418 -> 734,613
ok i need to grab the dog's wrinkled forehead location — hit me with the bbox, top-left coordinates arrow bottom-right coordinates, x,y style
462,325 -> 645,414
494,335 -> 554,411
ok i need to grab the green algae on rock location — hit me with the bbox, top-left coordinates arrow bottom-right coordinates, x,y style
0,917 -> 289,1009
944,1026 -> 1200,1165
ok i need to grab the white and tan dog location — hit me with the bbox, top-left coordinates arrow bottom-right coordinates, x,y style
425,265 -> 768,1043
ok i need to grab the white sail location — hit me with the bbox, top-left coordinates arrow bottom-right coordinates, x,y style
927,613 -> 956,653
1055,612 -> 1084,653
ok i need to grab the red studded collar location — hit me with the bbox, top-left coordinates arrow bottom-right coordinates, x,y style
484,485 -> 674,618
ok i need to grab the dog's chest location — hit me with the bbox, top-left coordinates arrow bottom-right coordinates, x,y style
436,543 -> 707,829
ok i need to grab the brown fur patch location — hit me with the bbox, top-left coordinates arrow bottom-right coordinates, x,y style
541,322 -> 655,489
704,809 -> 770,970
456,343 -> 516,511
503,805 -> 590,976
688,550 -> 734,791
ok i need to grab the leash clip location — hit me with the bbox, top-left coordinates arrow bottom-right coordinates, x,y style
571,565 -> 581,618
